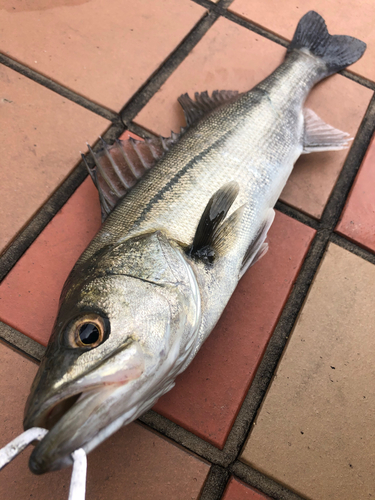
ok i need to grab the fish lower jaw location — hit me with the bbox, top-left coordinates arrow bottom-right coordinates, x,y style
27,385 -> 120,475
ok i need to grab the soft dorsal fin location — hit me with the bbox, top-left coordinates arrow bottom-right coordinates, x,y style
239,209 -> 275,279
83,132 -> 183,221
189,181 -> 244,263
302,108 -> 352,153
178,90 -> 240,127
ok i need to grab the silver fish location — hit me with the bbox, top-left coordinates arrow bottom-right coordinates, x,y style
23,11 -> 365,474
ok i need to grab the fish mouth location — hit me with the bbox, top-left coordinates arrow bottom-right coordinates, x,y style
28,386 -> 117,474
35,392 -> 84,432
24,341 -> 145,474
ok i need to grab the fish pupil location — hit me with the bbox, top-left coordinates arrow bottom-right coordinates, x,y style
79,323 -> 100,345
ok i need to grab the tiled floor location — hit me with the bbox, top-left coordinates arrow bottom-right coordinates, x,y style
1,1 -> 374,499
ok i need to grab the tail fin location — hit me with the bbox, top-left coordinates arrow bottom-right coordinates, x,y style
288,11 -> 366,75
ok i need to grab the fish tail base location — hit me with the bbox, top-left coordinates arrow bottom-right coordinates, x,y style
288,10 -> 366,75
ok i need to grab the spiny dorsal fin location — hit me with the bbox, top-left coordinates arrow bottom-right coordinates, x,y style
83,132 -> 182,221
239,209 -> 275,279
189,181 -> 242,263
302,108 -> 352,153
178,90 -> 240,127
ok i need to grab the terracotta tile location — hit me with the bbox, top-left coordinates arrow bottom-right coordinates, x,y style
229,0 -> 375,82
222,477 -> 271,500
241,243 -> 375,500
0,177 -> 101,345
0,129 -> 314,446
134,17 -> 372,219
0,342 -> 209,500
154,211 -> 314,447
0,133 -> 138,347
0,0 -> 204,111
0,64 -> 108,254
336,133 -> 375,253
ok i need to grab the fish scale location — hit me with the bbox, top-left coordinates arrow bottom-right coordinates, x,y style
22,11 -> 365,475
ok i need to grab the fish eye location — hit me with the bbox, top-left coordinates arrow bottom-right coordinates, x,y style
68,314 -> 107,348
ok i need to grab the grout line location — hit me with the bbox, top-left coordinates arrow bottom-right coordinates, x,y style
274,200 -> 319,230
138,410 -> 225,466
199,465 -> 230,500
120,10 -> 220,125
0,122 -> 125,283
215,0 -> 236,9
127,121 -> 157,139
319,93 -> 375,228
0,52 -> 120,122
330,232 -> 375,265
220,231 -> 328,464
0,321 -> 45,364
230,461 -> 306,500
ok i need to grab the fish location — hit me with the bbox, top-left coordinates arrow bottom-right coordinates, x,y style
23,11 -> 365,474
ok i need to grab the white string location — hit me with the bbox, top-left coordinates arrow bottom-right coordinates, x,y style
68,448 -> 87,500
0,429 -> 87,500
0,427 -> 48,469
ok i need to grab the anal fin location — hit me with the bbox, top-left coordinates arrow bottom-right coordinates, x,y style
302,108 -> 352,153
189,181 -> 244,263
239,209 -> 275,279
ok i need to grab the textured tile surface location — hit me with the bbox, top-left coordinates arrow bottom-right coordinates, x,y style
135,17 -> 372,218
0,341 -> 209,500
154,211 -> 314,447
229,0 -> 375,81
0,0 -> 204,111
222,477 -> 271,499
336,134 -> 375,253
242,243 -> 375,500
0,64 -> 108,254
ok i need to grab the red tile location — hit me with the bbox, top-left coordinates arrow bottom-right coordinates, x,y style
154,212 -> 315,447
222,477 -> 271,500
0,132 -> 135,346
0,133 -> 314,447
0,342 -> 209,500
336,133 -> 375,253
0,177 -> 101,346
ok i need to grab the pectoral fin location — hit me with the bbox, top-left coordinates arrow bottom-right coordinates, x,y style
239,209 -> 275,279
189,181 -> 244,263
302,108 -> 352,153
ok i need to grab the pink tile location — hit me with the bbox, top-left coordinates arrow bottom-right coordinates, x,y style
0,64 -> 109,254
222,477 -> 271,500
229,0 -> 375,82
0,342 -> 209,500
154,212 -> 315,447
0,0 -> 205,111
336,134 -> 375,253
134,17 -> 372,219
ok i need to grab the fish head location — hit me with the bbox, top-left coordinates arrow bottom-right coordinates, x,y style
24,231 -> 201,474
